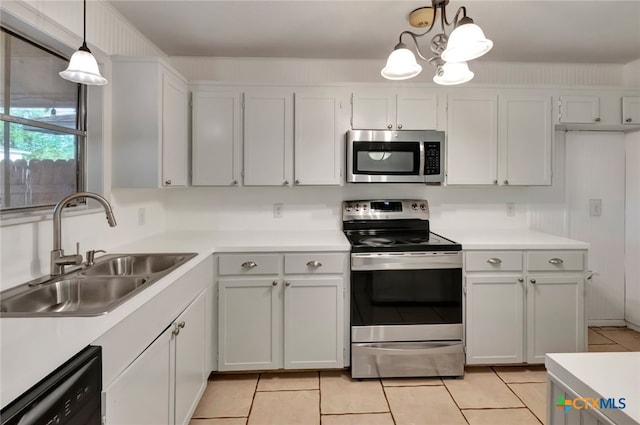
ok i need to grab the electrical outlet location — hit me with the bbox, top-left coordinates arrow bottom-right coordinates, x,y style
138,207 -> 146,225
506,202 -> 515,217
589,199 -> 602,217
273,203 -> 283,218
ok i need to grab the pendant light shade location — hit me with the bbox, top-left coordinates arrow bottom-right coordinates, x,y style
432,62 -> 474,85
60,43 -> 107,85
59,0 -> 108,85
381,43 -> 423,80
441,22 -> 493,63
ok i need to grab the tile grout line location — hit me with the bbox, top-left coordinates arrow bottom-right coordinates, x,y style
491,367 -> 544,425
379,378 -> 398,425
243,373 -> 261,425
317,372 -> 321,425
440,377 -> 472,425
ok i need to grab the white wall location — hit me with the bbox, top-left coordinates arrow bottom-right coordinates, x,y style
625,130 -> 640,327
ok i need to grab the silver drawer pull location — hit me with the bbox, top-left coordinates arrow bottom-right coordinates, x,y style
548,258 -> 564,265
486,258 -> 502,265
241,261 -> 258,269
306,261 -> 322,268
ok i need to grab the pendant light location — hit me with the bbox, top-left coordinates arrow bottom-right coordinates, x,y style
59,0 -> 108,85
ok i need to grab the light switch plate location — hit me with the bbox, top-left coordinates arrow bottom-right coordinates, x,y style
589,199 -> 602,216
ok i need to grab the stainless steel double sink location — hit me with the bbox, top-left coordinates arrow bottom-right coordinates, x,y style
0,253 -> 197,317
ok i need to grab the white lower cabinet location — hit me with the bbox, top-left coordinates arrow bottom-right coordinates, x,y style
465,250 -> 586,365
217,252 -> 346,371
103,290 -> 207,425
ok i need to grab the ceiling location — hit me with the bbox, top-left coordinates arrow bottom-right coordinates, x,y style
108,0 -> 640,64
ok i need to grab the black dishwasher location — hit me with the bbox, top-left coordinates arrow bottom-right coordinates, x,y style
1,346 -> 102,425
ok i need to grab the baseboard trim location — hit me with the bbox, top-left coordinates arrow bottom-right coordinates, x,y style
587,319 -> 627,327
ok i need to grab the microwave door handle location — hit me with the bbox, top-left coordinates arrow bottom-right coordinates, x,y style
418,142 -> 425,177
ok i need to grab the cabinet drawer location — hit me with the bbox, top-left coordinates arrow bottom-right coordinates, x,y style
284,253 -> 346,274
218,254 -> 281,275
526,251 -> 584,272
465,251 -> 523,272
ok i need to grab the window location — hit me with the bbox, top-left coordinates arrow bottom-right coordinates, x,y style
0,27 -> 85,212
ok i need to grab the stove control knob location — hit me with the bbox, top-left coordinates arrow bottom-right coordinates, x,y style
420,203 -> 427,210
362,204 -> 368,210
411,202 -> 418,210
354,204 -> 360,211
345,204 -> 352,212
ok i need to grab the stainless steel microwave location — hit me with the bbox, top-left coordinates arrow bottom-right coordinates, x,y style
347,130 -> 445,183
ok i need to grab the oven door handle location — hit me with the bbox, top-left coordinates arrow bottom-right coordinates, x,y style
354,342 -> 462,356
351,252 -> 462,270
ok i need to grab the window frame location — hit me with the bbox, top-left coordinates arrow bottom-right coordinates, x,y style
0,25 -> 88,216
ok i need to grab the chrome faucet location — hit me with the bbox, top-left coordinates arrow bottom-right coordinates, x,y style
51,192 -> 117,276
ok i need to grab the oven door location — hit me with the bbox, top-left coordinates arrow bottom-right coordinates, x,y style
350,252 -> 463,338
347,140 -> 424,183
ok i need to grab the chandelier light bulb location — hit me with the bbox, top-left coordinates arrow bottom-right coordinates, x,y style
433,62 -> 474,85
441,22 -> 493,63
60,45 -> 108,85
381,43 -> 423,80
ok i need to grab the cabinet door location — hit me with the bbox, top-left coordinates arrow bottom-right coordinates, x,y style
243,89 -> 293,186
396,90 -> 438,130
465,276 -> 524,364
294,90 -> 345,185
218,279 -> 282,370
499,95 -> 552,186
192,91 -> 242,186
104,326 -> 173,425
174,291 -> 207,425
559,95 -> 600,124
446,94 -> 498,185
283,278 -> 343,369
351,89 -> 395,130
622,96 -> 640,124
161,70 -> 189,187
526,275 -> 585,364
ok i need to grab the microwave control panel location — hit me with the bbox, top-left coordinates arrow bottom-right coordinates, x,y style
424,142 -> 441,175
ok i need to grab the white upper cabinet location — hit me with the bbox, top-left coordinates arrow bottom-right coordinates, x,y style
112,57 -> 188,188
447,92 -> 551,186
622,96 -> 640,124
191,90 -> 242,186
294,89 -> 347,185
499,95 -> 552,186
243,88 -> 294,186
446,93 -> 498,185
351,88 -> 438,130
558,95 -> 600,124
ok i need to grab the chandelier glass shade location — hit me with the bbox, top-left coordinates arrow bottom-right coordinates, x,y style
381,0 -> 492,85
59,0 -> 108,85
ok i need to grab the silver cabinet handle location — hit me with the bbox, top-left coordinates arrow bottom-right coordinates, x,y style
626,118 -> 632,123
178,321 -> 185,329
594,117 -> 601,122
172,322 -> 181,336
397,124 -> 403,129
231,180 -> 238,185
295,179 -> 300,184
486,258 -> 502,264
492,180 -> 498,185
272,280 -> 278,286
285,281 -> 290,287
241,261 -> 257,269
549,258 -> 564,265
503,180 -> 509,185
518,278 -> 524,283
530,279 -> 537,284
165,179 -> 172,185
283,180 -> 289,185
306,261 -> 322,268
387,124 -> 393,129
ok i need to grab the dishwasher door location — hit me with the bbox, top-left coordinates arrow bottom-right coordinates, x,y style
1,346 -> 102,425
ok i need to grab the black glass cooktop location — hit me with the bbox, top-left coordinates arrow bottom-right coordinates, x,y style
345,231 -> 461,253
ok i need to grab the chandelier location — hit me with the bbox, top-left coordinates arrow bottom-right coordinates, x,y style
381,0 -> 493,85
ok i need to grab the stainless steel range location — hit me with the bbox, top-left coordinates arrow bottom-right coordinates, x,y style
343,199 -> 464,379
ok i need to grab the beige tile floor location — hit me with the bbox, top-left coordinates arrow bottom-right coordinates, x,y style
191,326 -> 640,425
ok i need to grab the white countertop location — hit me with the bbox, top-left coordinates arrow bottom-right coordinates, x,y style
437,228 -> 589,250
0,230 -> 350,408
546,352 -> 640,425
